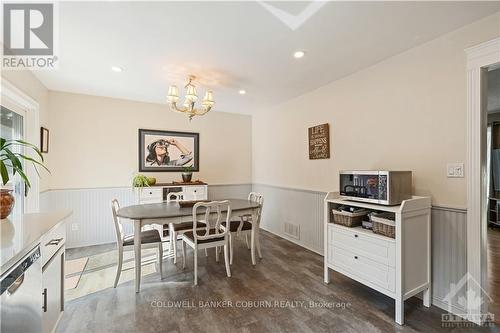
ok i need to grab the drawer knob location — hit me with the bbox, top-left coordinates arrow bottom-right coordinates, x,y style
354,256 -> 358,260
149,192 -> 153,195
354,234 -> 358,238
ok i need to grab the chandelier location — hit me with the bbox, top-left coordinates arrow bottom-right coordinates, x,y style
167,75 -> 215,120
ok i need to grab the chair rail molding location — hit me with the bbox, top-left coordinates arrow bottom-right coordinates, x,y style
466,37 -> 500,324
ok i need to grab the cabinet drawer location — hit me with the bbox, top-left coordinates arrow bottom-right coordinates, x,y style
329,224 -> 395,267
183,186 -> 207,200
41,222 -> 65,267
140,188 -> 163,202
331,246 -> 395,293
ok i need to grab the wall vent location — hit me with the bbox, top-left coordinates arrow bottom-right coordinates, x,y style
284,222 -> 300,240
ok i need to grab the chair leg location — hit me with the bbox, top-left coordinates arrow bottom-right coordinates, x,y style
215,245 -> 219,262
173,231 -> 178,264
256,229 -> 263,259
194,248 -> 198,286
224,243 -> 231,277
229,233 -> 233,265
182,240 -> 186,269
113,246 -> 123,288
205,248 -> 208,257
169,224 -> 174,253
250,229 -> 256,265
245,234 -> 250,249
158,242 -> 164,279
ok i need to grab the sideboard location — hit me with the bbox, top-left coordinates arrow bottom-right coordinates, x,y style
137,182 -> 208,239
323,192 -> 431,325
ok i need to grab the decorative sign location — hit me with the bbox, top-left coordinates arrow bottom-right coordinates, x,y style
308,123 -> 330,160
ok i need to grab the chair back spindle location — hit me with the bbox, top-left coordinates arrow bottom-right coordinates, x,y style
167,191 -> 185,202
111,199 -> 124,244
192,201 -> 231,243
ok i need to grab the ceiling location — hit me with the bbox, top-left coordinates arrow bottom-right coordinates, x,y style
33,1 -> 500,115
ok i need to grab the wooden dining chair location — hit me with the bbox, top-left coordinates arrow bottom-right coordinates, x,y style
166,192 -> 207,264
181,201 -> 232,285
111,199 -> 164,288
220,192 -> 264,265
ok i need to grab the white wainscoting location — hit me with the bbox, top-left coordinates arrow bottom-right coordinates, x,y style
252,184 -> 325,254
41,184 -> 252,248
252,183 -> 468,313
430,206 -> 467,314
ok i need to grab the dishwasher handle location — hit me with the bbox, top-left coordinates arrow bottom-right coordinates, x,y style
6,274 -> 24,295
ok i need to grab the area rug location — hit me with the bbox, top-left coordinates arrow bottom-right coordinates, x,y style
65,257 -> 89,290
65,248 -> 163,301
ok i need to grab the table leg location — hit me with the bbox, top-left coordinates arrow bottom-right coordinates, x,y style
134,219 -> 142,293
250,212 -> 257,265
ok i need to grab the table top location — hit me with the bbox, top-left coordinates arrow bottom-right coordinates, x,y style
116,199 -> 260,220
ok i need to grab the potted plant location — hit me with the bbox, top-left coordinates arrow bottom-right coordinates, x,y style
132,174 -> 152,189
182,166 -> 193,183
0,138 -> 48,219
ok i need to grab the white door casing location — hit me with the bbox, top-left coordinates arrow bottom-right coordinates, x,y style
466,37 -> 500,324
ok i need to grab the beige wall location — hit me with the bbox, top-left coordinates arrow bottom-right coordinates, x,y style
48,91 -> 252,189
2,70 -> 51,192
252,12 -> 500,208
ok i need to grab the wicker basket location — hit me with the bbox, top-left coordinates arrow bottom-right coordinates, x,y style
371,213 -> 396,239
331,209 -> 367,227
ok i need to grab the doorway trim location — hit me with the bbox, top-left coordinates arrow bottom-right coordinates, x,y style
1,78 -> 40,212
466,37 -> 500,323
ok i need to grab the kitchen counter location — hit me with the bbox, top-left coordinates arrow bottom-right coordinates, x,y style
0,210 -> 72,276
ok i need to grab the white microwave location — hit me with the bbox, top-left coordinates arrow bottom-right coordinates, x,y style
339,170 -> 412,205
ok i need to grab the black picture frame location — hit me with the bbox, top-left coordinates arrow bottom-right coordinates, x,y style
40,127 -> 49,153
138,129 -> 199,172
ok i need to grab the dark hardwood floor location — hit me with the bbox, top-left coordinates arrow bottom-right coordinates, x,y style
488,227 -> 500,324
58,231 -> 498,333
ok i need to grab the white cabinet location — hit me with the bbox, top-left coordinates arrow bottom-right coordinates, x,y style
137,184 -> 208,204
41,222 -> 66,333
137,184 -> 208,239
324,192 -> 431,325
42,248 -> 64,333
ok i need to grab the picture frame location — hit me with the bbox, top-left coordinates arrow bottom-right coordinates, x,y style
40,127 -> 49,153
138,129 -> 199,172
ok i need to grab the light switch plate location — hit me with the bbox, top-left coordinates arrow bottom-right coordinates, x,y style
447,163 -> 464,178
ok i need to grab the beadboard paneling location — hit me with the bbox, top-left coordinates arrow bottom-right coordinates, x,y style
208,184 -> 252,200
430,206 -> 467,314
252,184 -> 325,254
43,184 -> 252,248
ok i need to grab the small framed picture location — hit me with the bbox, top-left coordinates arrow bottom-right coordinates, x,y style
40,127 -> 49,153
138,129 -> 199,172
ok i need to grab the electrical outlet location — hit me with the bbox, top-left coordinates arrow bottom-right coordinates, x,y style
447,163 -> 464,178
71,223 -> 79,231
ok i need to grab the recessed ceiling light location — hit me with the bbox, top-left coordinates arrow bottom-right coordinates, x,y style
239,90 -> 246,95
293,51 -> 305,59
111,66 -> 123,72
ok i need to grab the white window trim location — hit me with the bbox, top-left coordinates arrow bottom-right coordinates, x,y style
466,37 -> 500,324
1,78 -> 40,212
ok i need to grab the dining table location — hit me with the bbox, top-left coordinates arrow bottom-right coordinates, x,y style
116,198 -> 261,292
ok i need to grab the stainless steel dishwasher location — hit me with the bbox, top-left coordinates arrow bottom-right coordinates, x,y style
1,246 -> 42,333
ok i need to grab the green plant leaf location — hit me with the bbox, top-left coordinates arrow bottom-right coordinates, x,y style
16,154 -> 50,173
0,161 -> 9,185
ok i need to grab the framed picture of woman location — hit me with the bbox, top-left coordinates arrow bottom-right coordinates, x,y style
138,129 -> 199,172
